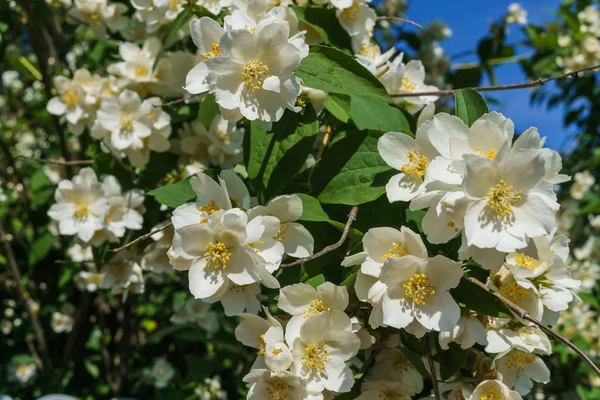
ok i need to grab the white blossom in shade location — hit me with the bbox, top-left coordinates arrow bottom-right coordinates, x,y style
186,19 -> 306,124
147,358 -> 175,389
353,40 -> 397,76
589,214 -> 600,229
1,319 -> 13,335
248,194 -> 314,258
47,168 -> 109,243
468,379 -> 522,400
100,254 -> 145,296
9,362 -> 36,384
236,308 -> 292,372
379,255 -> 462,331
350,317 -> 375,350
438,314 -> 487,350
74,271 -> 105,292
46,76 -> 89,135
141,223 -> 174,274
197,0 -> 233,15
175,115 -> 244,169
291,312 -> 361,394
174,208 -> 279,300
355,380 -> 416,400
506,3 -> 528,25
214,282 -> 262,316
379,57 -> 439,114
51,312 -> 74,333
278,282 -> 351,345
505,234 -> 581,314
462,150 -> 557,252
378,127 -> 441,202
485,320 -> 552,356
570,170 -> 595,199
69,0 -> 128,37
494,349 -> 550,395
107,37 -> 162,84
244,370 -> 310,400
367,348 -> 424,392
574,236 -> 596,261
336,0 -> 376,40
67,243 -> 94,262
172,298 -> 220,336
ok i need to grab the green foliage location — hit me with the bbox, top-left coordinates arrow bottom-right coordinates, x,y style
454,88 -> 490,126
292,6 -> 352,50
147,177 -> 195,208
350,96 -> 411,132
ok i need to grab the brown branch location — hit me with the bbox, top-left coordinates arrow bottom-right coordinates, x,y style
101,139 -> 140,180
390,64 -> 600,98
0,220 -> 54,373
154,95 -> 195,107
281,207 -> 359,268
26,339 -> 43,370
376,16 -> 423,29
109,222 -> 173,253
18,155 -> 94,166
424,335 -> 441,400
468,277 -> 600,378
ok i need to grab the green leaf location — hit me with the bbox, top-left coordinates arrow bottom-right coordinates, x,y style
296,194 -> 330,222
450,278 -> 512,318
305,273 -> 325,288
84,360 -> 100,379
163,8 -> 192,46
324,94 -> 351,123
296,45 -> 391,103
311,130 -> 393,205
454,88 -> 489,126
350,95 -> 410,132
198,93 -> 219,129
28,232 -> 56,265
147,177 -> 196,208
436,342 -> 468,380
292,6 -> 352,50
352,196 -> 406,232
406,209 -> 426,232
246,107 -> 319,198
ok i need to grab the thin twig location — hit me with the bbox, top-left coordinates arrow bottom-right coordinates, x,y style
101,139 -> 140,180
390,64 -> 600,98
281,207 -> 359,268
110,222 -> 173,253
18,155 -> 94,166
26,340 -> 43,370
424,335 -> 441,400
376,16 -> 423,29
468,277 -> 600,378
0,220 -> 54,372
154,95 -> 195,107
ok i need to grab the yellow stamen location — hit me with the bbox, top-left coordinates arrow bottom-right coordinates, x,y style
304,299 -> 331,318
403,273 -> 437,306
61,91 -> 78,108
273,222 -> 290,242
381,242 -> 408,260
302,343 -> 330,372
401,151 -> 428,179
203,43 -> 221,61
504,350 -> 536,373
483,179 -> 522,217
242,59 -> 269,91
480,384 -> 503,400
341,2 -> 360,21
475,147 -> 497,160
500,282 -> 529,302
515,253 -> 538,270
203,242 -> 231,270
74,200 -> 89,218
265,379 -> 289,400
257,334 -> 266,356
401,76 -> 417,93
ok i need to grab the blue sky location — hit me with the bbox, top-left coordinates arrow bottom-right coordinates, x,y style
405,0 -> 577,152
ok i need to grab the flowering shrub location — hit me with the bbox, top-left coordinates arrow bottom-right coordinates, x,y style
1,0 -> 599,399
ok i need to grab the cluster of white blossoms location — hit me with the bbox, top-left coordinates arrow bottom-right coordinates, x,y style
556,5 -> 600,72
168,170 -> 314,315
570,170 -> 596,200
68,0 -> 128,37
506,3 -> 528,25
238,282 -> 363,399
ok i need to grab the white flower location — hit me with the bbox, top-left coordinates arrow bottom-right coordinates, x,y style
10,362 -> 36,384
47,168 -> 109,243
278,282 -> 350,345
468,380 -> 522,400
46,75 -> 89,135
353,40 -> 397,76
51,312 -> 74,333
75,270 -> 105,292
506,3 -> 528,25
379,255 -> 462,331
570,170 -> 595,199
173,298 -> 220,336
438,314 -> 487,350
67,243 -> 94,262
486,320 -> 551,355
108,38 -> 162,84
100,255 -> 145,296
367,348 -> 423,392
589,214 -> 600,229
148,358 -> 175,389
215,282 -> 262,316
186,17 -> 306,124
244,370 -> 309,400
69,0 -> 128,36
291,312 -> 360,394
336,0 -> 376,40
494,349 -> 549,395
355,380 -> 416,400
141,223 -> 174,274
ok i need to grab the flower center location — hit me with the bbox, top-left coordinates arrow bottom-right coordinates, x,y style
229,284 -> 248,292
169,0 -> 181,10
392,354 -> 409,372
504,350 -> 536,373
380,389 -> 404,400
242,59 -> 269,91
304,299 -> 331,318
479,384 -> 503,400
302,342 -> 330,372
475,147 -> 497,160
359,42 -> 379,59
483,179 -> 522,217
500,282 -> 529,303
401,151 -> 428,179
447,221 -> 460,233
203,43 -> 221,61
515,253 -> 538,270
401,76 -> 417,93
134,64 -> 149,78
61,91 -> 78,108
266,379 -> 289,400
341,2 -> 360,21
74,200 -> 89,218
381,242 -> 408,260
257,334 -> 266,356
403,273 -> 437,306
120,114 -> 134,131
198,200 -> 220,224
204,242 -> 231,270
273,222 -> 290,242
